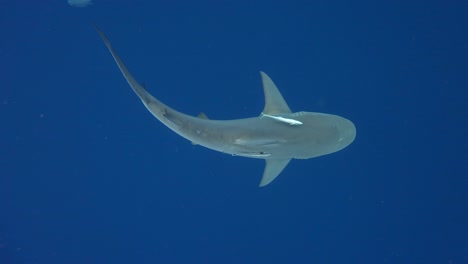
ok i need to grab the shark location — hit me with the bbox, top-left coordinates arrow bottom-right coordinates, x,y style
96,28 -> 356,187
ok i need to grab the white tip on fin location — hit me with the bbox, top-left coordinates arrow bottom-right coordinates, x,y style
259,159 -> 291,187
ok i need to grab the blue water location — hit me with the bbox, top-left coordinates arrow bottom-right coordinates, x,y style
1,1 -> 467,263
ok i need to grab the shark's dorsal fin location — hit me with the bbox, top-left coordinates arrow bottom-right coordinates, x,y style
260,72 -> 292,115
259,159 -> 291,187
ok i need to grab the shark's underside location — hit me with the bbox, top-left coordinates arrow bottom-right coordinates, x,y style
96,27 -> 356,186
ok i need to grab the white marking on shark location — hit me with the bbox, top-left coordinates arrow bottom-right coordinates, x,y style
96,27 -> 356,187
260,113 -> 303,125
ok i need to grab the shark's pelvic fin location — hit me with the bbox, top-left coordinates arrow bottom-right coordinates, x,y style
259,159 -> 291,187
260,71 -> 292,115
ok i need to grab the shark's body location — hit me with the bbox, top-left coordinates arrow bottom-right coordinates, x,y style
96,28 -> 356,186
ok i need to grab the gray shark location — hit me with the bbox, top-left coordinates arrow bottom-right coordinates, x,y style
96,28 -> 356,186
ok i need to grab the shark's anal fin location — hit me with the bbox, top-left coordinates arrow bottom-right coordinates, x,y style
259,159 -> 291,187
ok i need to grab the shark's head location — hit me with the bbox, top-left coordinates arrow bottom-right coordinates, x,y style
334,116 -> 356,152
280,112 -> 356,160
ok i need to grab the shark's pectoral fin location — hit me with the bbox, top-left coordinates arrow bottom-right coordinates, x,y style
259,159 -> 291,187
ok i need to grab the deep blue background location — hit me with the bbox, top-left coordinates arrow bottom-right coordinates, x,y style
1,1 -> 467,263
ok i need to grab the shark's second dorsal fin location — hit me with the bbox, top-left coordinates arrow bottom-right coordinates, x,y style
197,112 -> 209,119
260,72 -> 292,115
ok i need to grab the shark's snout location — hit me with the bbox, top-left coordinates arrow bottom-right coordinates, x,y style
337,118 -> 356,149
